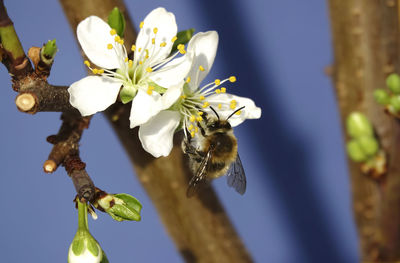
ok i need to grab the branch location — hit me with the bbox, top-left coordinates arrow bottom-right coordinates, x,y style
328,0 -> 400,261
59,0 -> 252,262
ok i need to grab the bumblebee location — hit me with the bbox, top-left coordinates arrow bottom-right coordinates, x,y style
182,106 -> 246,197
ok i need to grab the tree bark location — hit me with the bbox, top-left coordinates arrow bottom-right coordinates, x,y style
59,0 -> 252,262
328,0 -> 400,261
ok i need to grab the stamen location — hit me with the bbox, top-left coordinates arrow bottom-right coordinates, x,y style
218,103 -> 222,109
152,38 -> 155,45
235,110 -> 242,115
160,42 -> 167,47
229,76 -> 237,82
114,35 -> 121,42
190,131 -> 195,138
202,102 -> 210,108
140,21 -> 144,29
107,44 -> 113,49
188,124 -> 194,130
146,67 -> 153,73
177,44 -> 185,50
153,27 -> 158,34
92,68 -> 98,74
84,60 -> 90,67
128,60 -> 133,68
196,116 -> 203,122
171,36 -> 178,42
215,89 -> 221,94
131,45 -> 136,51
194,126 -> 199,133
186,77 -> 191,83
180,95 -> 187,99
179,49 -> 186,54
124,57 -> 128,62
199,96 -> 205,100
190,115 -> 196,122
139,48 -> 142,52
221,87 -> 226,93
110,29 -> 117,36
198,112 -> 204,116
147,86 -> 155,95
214,79 -> 221,85
199,65 -> 205,71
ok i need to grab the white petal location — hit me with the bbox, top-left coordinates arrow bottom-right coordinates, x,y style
77,16 -> 123,69
149,55 -> 192,89
206,93 -> 262,127
129,89 -> 163,128
139,110 -> 181,157
68,76 -> 122,116
186,31 -> 219,88
161,81 -> 184,110
134,8 -> 177,63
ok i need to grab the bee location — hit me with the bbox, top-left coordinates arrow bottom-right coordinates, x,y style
182,106 -> 246,197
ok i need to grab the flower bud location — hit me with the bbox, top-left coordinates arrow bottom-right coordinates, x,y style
93,191 -> 142,222
374,89 -> 390,105
347,139 -> 368,162
356,136 -> 378,157
68,230 -> 108,263
386,73 -> 400,94
390,95 -> 400,111
108,7 -> 126,37
346,112 -> 373,138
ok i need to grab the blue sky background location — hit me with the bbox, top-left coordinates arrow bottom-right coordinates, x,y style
0,0 -> 359,262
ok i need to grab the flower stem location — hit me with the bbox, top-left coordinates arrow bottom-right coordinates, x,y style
77,200 -> 89,231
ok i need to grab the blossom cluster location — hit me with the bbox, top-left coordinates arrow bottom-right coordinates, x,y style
68,7 -> 261,158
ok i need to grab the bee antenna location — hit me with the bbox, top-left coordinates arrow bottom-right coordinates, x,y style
209,106 -> 220,120
227,106 -> 245,120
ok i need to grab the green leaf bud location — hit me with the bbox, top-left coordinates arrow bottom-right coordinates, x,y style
42,39 -> 57,58
94,193 -> 142,222
346,112 -> 373,138
386,73 -> 400,94
347,139 -> 368,162
356,136 -> 379,157
374,89 -> 390,105
389,95 -> 400,111
108,7 -> 126,37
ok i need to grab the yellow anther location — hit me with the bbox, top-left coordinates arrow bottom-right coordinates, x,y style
179,49 -> 186,54
153,27 -> 158,34
139,47 -> 142,52
200,96 -> 205,100
139,61 -> 143,65
218,103 -> 222,109
202,102 -> 210,108
145,49 -> 149,56
177,44 -> 185,50
98,69 -> 104,74
84,60 -> 90,67
230,104 -> 236,109
92,68 -> 98,74
160,42 -> 167,47
190,131 -> 195,138
146,67 -> 153,73
124,57 -> 129,62
229,76 -> 237,82
235,110 -> 242,115
194,126 -> 199,133
147,86 -> 155,95
131,45 -> 136,51
196,116 -> 203,122
107,43 -> 113,49
199,65 -> 205,71
152,38 -> 155,45
190,115 -> 196,122
188,124 -> 194,131
119,39 -> 124,45
231,99 -> 237,104
171,36 -> 178,42
186,77 -> 191,83
214,79 -> 221,85
180,95 -> 187,99
114,35 -> 121,42
215,89 -> 221,94
221,87 -> 226,93
110,29 -> 117,36
198,111 -> 204,116
128,60 -> 133,68
140,21 -> 144,29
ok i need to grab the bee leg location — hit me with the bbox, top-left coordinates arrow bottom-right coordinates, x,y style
197,122 -> 207,137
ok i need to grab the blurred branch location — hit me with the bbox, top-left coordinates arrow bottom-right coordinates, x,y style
328,0 -> 400,261
59,0 -> 252,262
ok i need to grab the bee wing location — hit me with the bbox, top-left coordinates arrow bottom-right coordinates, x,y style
226,154 -> 247,195
186,149 -> 213,198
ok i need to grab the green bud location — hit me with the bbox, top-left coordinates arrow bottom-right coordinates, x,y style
108,7 -> 126,37
42,39 -> 57,58
94,193 -> 142,222
346,112 -> 373,138
390,95 -> 400,111
374,89 -> 390,105
356,136 -> 378,157
347,139 -> 368,162
171,28 -> 195,55
386,73 -> 400,94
